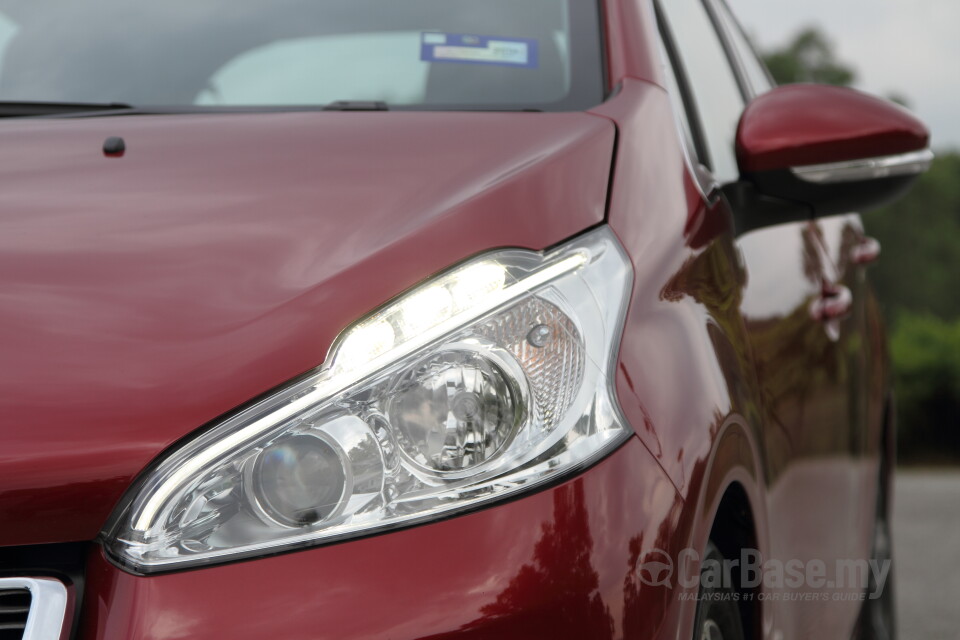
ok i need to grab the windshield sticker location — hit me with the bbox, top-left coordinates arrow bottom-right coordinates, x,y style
421,33 -> 539,69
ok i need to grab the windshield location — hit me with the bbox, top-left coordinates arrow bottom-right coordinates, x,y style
0,0 -> 605,112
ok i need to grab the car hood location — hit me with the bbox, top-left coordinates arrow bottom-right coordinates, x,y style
0,111 -> 614,545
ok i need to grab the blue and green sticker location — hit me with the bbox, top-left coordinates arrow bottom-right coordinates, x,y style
421,32 -> 539,69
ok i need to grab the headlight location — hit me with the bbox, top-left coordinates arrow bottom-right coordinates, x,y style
103,227 -> 633,573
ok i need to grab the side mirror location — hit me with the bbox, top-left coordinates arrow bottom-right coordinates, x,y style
731,84 -> 932,224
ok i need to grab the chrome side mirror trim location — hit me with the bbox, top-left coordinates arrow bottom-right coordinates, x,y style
791,148 -> 934,184
0,578 -> 69,640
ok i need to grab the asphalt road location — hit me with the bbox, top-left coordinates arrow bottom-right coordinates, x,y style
893,469 -> 960,640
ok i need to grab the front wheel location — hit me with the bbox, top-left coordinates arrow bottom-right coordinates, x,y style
693,543 -> 746,640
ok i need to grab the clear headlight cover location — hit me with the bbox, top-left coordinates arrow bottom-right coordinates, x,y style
103,227 -> 634,573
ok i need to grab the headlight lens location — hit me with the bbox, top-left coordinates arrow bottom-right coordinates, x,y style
252,434 -> 349,527
103,227 -> 633,573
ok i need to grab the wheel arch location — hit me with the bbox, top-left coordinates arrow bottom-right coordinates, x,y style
693,416 -> 770,640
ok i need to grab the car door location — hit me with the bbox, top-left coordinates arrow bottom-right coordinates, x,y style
656,0 -> 868,637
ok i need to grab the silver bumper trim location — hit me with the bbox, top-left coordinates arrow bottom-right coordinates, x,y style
0,578 -> 68,640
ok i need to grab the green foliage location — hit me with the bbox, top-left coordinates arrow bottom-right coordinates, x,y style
863,153 -> 960,322
890,313 -> 960,463
866,154 -> 960,463
761,27 -> 856,86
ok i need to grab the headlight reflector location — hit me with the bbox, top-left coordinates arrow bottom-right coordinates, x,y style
389,348 -> 524,473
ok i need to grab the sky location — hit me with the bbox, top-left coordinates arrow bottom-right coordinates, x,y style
728,0 -> 960,150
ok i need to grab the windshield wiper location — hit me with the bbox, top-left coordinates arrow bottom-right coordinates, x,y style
0,101 -> 134,118
322,100 -> 388,111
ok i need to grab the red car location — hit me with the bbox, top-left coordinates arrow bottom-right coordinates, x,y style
0,1 -> 930,639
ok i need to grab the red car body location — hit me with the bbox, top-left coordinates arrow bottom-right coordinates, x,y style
0,1 -> 928,639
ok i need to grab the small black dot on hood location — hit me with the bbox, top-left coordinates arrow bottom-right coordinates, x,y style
103,136 -> 126,157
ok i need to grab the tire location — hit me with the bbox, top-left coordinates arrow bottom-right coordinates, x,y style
693,542 -> 746,640
857,449 -> 897,640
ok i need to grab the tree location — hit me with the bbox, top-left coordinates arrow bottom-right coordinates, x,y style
762,27 -> 856,86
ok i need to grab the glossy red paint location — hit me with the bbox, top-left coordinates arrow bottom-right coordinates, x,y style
79,437 -> 685,640
590,79 -> 753,498
602,0 -> 665,89
737,84 -> 930,172
0,2 -> 917,640
590,76 -> 892,637
591,79 -> 771,637
0,111 -> 614,546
